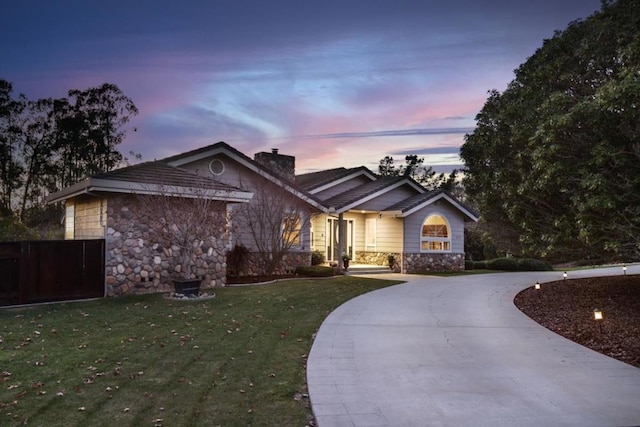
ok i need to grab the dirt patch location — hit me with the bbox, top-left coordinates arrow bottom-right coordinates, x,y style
514,274 -> 640,368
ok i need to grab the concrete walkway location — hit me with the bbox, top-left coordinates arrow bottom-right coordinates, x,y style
307,266 -> 640,427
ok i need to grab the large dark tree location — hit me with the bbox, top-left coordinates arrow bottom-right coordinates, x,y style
0,80 -> 137,233
0,80 -> 23,215
378,154 -> 461,193
460,0 -> 640,262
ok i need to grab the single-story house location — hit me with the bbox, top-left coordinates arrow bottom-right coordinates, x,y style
48,141 -> 478,295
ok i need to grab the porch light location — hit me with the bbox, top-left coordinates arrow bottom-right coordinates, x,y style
623,265 -> 627,275
534,282 -> 541,290
593,308 -> 603,321
563,271 -> 567,281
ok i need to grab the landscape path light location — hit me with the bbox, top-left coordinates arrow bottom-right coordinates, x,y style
534,282 -> 541,290
593,308 -> 603,320
563,271 -> 568,281
623,265 -> 627,275
594,308 -> 604,334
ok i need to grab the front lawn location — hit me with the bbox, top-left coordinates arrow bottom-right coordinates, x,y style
0,276 -> 401,426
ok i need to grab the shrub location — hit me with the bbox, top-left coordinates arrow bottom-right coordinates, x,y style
311,250 -> 325,266
226,244 -> 250,277
465,260 -> 487,270
0,216 -> 37,241
517,258 -> 553,271
295,265 -> 335,277
486,257 -> 520,271
471,257 -> 553,272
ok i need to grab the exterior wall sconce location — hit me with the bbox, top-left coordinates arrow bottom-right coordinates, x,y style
534,282 -> 541,290
623,265 -> 627,275
563,271 -> 567,281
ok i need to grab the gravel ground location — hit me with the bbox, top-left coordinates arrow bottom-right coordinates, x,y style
514,274 -> 640,368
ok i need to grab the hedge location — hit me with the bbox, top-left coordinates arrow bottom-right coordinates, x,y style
466,257 -> 552,272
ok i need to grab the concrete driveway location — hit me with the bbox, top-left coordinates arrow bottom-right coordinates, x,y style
307,266 -> 640,427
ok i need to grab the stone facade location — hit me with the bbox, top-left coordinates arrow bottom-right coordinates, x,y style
237,251 -> 311,276
105,195 -> 227,296
355,251 -> 401,272
402,252 -> 464,273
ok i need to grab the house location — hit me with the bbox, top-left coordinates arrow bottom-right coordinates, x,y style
48,141 -> 478,296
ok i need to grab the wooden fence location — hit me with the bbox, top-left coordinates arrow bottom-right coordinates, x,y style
0,240 -> 105,306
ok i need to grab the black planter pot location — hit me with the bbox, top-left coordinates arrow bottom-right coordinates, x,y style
173,279 -> 201,297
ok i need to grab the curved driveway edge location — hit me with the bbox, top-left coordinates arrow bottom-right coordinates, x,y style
307,266 -> 640,427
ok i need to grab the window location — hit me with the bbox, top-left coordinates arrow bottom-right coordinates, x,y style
421,214 -> 450,252
283,213 -> 302,247
65,203 -> 75,239
365,217 -> 376,248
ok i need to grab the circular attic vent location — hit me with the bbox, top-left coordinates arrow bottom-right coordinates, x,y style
209,159 -> 225,176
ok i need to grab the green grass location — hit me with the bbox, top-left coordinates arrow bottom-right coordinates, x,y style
0,276 -> 402,426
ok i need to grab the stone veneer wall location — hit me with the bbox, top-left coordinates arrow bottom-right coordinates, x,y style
239,251 -> 311,276
355,251 -> 401,272
402,252 -> 464,273
105,195 -> 227,296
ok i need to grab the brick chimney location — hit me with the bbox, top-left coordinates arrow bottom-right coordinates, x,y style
254,148 -> 295,181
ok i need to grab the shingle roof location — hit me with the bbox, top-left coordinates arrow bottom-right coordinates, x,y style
384,189 -> 479,220
383,189 -> 443,213
322,176 -> 406,210
160,141 -> 330,210
296,166 -> 374,192
92,162 -> 242,192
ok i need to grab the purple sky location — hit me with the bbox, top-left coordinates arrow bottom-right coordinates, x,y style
1,0 -> 602,174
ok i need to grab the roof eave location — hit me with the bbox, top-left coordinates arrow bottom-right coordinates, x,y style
47,178 -> 253,204
401,192 -> 479,221
308,168 -> 377,194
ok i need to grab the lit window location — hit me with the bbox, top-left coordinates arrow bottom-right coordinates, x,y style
65,203 -> 75,239
283,213 -> 302,247
421,214 -> 450,252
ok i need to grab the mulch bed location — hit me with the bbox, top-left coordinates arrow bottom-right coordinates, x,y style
514,274 -> 640,368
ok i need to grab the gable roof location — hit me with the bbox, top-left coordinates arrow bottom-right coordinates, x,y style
383,190 -> 479,221
47,161 -> 252,204
163,141 -> 327,211
297,166 -> 376,193
47,141 -> 477,223
322,175 -> 424,213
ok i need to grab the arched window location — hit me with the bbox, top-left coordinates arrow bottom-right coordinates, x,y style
421,214 -> 451,252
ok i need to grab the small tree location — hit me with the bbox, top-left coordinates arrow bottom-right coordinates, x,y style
234,178 -> 316,276
136,181 -> 232,282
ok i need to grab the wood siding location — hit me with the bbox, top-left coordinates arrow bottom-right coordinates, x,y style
374,215 -> 403,252
182,154 -> 313,252
71,196 -> 106,239
403,201 -> 465,253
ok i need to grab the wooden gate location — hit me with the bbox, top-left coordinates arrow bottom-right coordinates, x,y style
0,240 -> 105,306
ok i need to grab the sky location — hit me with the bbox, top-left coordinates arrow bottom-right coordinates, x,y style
1,0 -> 603,174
